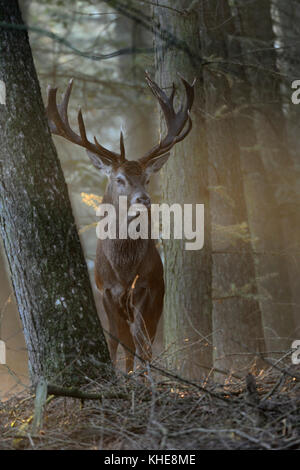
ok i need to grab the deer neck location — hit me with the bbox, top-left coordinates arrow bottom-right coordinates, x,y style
100,191 -> 151,281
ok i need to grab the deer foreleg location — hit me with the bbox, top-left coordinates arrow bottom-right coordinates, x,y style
131,286 -> 163,368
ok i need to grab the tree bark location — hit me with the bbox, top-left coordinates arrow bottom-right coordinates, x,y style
199,0 -> 265,376
0,242 -> 28,398
153,0 -> 213,379
0,0 -> 111,387
116,3 -> 156,159
271,0 -> 300,335
230,0 -> 298,349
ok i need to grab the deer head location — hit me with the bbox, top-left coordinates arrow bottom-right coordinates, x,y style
46,73 -> 195,209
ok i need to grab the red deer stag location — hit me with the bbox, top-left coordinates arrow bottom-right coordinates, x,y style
46,73 -> 195,372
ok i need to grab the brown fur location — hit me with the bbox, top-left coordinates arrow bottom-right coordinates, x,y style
46,75 -> 194,373
96,165 -> 164,372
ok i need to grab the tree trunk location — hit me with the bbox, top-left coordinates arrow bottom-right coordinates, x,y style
153,0 -> 213,379
0,242 -> 28,399
116,4 -> 156,159
271,0 -> 300,161
271,0 -> 300,336
231,0 -> 298,349
0,0 -> 111,387
199,0 -> 265,376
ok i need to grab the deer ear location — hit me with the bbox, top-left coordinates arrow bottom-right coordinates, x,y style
86,150 -> 113,176
144,152 -> 170,176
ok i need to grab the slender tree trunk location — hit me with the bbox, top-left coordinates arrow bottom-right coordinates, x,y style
199,1 -> 265,376
153,0 -> 213,379
0,0 -> 111,387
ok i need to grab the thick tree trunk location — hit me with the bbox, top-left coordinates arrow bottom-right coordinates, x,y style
231,0 -> 298,348
272,0 -> 300,161
199,1 -> 265,376
153,0 -> 213,379
271,0 -> 300,336
0,243 -> 28,399
0,0 -> 111,387
116,5 -> 156,159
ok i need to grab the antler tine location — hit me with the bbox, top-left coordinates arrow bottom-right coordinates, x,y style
47,81 -> 81,145
60,79 -> 73,126
120,130 -> 125,161
46,80 -> 122,165
77,108 -> 119,161
177,110 -> 193,143
177,73 -> 195,119
170,82 -> 176,106
144,72 -> 175,126
139,72 -> 195,166
46,86 -> 64,136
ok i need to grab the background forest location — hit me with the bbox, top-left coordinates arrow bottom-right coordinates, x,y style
0,0 -> 300,451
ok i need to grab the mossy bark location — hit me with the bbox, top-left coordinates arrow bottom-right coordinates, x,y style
0,0 -> 112,387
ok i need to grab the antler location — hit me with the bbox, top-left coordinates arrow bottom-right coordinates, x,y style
138,72 -> 195,167
46,79 -> 125,165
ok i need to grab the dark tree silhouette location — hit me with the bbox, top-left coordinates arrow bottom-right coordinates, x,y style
0,0 -> 111,387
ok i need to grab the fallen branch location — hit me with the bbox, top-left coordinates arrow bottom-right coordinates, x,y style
47,383 -> 128,401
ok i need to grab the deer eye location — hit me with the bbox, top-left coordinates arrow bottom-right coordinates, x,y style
116,177 -> 125,185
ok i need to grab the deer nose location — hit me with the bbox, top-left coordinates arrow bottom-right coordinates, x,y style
132,194 -> 151,208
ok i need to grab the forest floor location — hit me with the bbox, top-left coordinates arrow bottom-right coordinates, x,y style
0,360 -> 300,450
